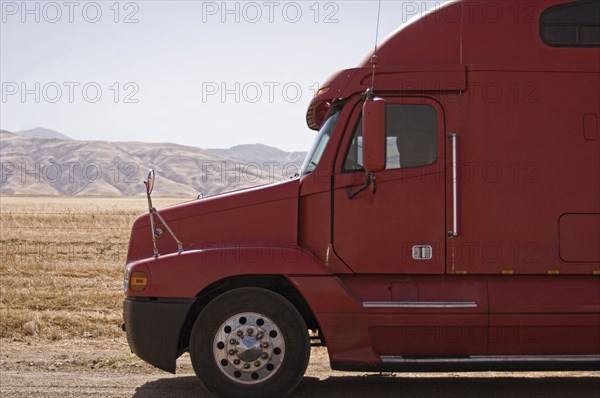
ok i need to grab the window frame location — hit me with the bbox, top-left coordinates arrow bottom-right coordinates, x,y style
341,101 -> 440,174
540,0 -> 600,48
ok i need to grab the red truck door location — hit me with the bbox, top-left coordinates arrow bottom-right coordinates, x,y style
333,97 -> 446,274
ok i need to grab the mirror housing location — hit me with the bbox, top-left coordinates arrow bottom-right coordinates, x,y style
145,169 -> 155,195
362,97 -> 386,172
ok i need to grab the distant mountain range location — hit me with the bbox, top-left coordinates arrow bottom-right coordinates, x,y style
0,129 -> 306,197
12,127 -> 73,140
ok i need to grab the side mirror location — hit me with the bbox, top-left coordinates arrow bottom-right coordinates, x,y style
145,169 -> 155,195
362,97 -> 386,172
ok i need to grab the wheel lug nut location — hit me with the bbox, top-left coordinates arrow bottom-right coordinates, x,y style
256,333 -> 264,339
261,342 -> 269,348
261,353 -> 268,359
254,361 -> 261,367
243,363 -> 250,369
229,339 -> 236,345
247,328 -> 254,335
233,359 -> 241,365
237,331 -> 243,337
228,349 -> 236,356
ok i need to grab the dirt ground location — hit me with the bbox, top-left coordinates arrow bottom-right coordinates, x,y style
1,337 -> 599,398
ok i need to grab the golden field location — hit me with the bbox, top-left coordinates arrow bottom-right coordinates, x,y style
0,196 -> 182,341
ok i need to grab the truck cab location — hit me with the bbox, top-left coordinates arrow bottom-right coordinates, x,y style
124,1 -> 600,397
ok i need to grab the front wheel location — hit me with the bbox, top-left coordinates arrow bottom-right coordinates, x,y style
189,288 -> 310,398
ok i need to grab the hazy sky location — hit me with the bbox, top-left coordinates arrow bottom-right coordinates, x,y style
1,1 -> 444,152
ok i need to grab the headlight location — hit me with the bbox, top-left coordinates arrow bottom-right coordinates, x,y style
123,269 -> 130,293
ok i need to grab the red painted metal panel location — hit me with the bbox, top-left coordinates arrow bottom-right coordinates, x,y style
126,246 -> 332,299
559,214 -> 600,262
291,275 -> 488,361
488,276 -> 600,354
445,69 -> 600,275
127,180 -> 300,263
332,97 -> 447,274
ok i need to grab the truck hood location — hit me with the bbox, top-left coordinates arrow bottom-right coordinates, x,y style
127,179 -> 300,263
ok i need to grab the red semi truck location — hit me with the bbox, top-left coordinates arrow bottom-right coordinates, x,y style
123,1 -> 600,397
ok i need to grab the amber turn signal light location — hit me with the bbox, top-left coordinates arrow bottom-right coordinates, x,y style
130,271 -> 148,292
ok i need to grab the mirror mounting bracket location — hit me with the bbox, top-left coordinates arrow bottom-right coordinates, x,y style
347,172 -> 377,199
144,169 -> 184,258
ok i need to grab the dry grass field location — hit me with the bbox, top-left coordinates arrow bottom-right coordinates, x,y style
0,196 -> 182,343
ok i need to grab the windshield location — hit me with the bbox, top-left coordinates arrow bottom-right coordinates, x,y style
301,110 -> 340,175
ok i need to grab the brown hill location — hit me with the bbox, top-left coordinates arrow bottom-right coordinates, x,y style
0,132 -> 305,197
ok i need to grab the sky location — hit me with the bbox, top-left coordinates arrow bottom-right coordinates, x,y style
1,1 -> 445,152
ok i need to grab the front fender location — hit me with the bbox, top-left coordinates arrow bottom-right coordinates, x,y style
137,245 -> 332,298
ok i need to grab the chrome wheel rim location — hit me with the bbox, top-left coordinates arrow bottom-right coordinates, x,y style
213,312 -> 285,384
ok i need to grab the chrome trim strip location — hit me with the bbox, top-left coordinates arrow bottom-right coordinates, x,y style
381,355 -> 600,363
362,301 -> 477,308
448,132 -> 458,238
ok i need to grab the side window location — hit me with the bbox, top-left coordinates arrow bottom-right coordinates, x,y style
344,116 -> 364,171
540,0 -> 600,47
343,104 -> 438,172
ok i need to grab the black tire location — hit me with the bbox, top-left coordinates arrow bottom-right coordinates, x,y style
189,287 -> 310,398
